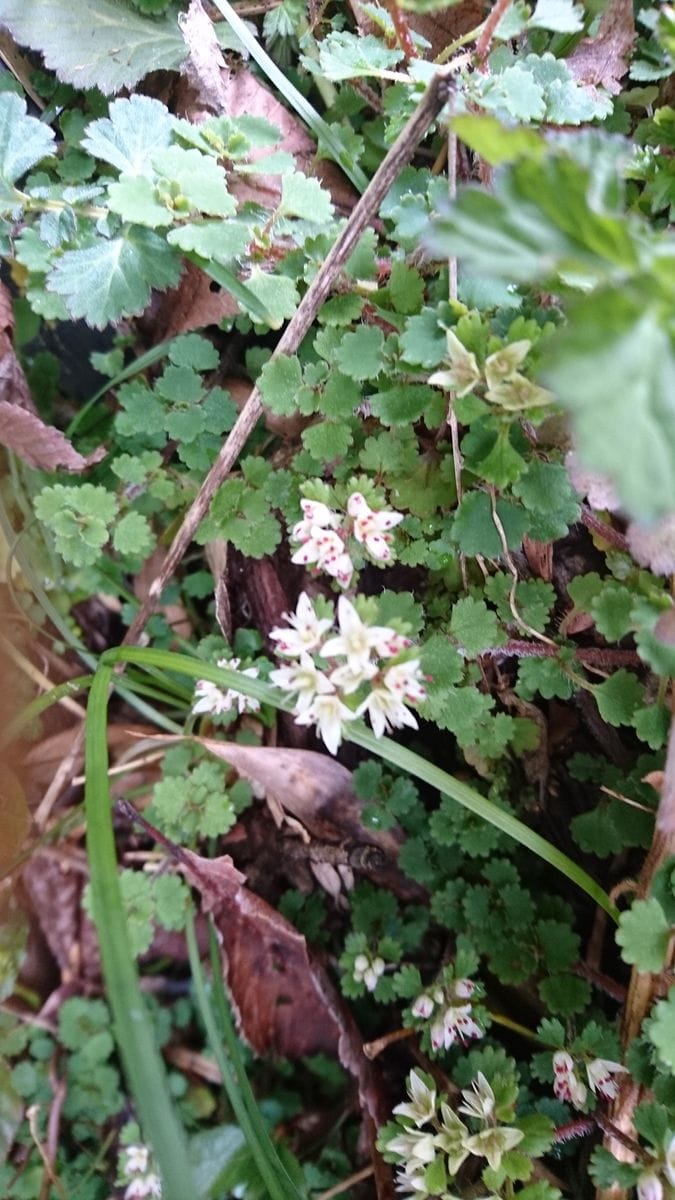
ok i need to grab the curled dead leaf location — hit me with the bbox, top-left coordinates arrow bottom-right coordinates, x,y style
0,401 -> 105,472
194,739 -> 425,900
568,0 -> 635,95
179,0 -> 229,112
178,847 -> 392,1126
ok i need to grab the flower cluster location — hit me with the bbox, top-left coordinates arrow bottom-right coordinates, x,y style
119,1144 -> 162,1200
381,1069 -> 534,1199
269,592 -> 426,754
290,491 -> 404,588
192,656 -> 260,719
552,1050 -> 627,1109
407,967 -> 486,1058
353,951 -> 387,992
429,331 -> 552,413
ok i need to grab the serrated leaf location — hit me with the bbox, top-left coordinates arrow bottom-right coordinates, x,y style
167,220 -> 250,265
46,229 -> 181,329
335,326 -> 385,381
542,292 -> 675,521
152,146 -> 236,217
616,897 -> 671,973
244,268 -> 299,329
0,0 -> 186,94
475,62 -> 547,122
450,596 -> 506,656
529,0 -> 584,33
648,987 -> 675,1072
258,354 -> 304,415
82,96 -> 175,175
112,512 -> 155,557
369,384 -> 437,426
429,147 -> 639,286
314,32 -> 404,80
594,669 -> 644,726
0,93 -> 55,204
279,173 -> 333,222
107,175 -> 173,227
451,114 -> 545,166
452,491 -> 530,556
301,420 -> 353,461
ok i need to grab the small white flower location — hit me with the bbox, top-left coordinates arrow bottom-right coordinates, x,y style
192,679 -> 231,716
383,660 -> 427,704
552,1050 -> 587,1108
192,658 -> 260,717
269,653 -> 334,713
329,658 -> 378,694
357,686 -> 419,739
125,1176 -> 162,1200
459,1073 -> 495,1122
353,952 -> 386,992
124,1146 -> 150,1175
269,591 -> 333,657
430,1004 -> 482,1051
348,491 -> 404,561
411,994 -> 435,1020
394,1162 -> 430,1197
292,498 -> 341,542
322,596 -> 396,674
387,1127 -> 437,1164
375,631 -> 413,658
293,691 -> 356,755
428,329 -> 481,397
464,1126 -> 524,1172
637,1174 -> 664,1200
585,1057 -> 627,1100
392,1070 -> 437,1126
435,1103 -> 470,1174
454,978 -> 476,1000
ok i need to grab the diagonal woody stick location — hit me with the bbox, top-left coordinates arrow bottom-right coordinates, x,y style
122,69 -> 454,650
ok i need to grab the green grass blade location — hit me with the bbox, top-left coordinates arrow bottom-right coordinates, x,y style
186,914 -> 304,1200
210,0 -> 368,193
84,665 -> 198,1200
101,646 -> 618,920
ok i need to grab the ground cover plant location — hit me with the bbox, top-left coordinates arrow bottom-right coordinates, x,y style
0,0 -> 674,1198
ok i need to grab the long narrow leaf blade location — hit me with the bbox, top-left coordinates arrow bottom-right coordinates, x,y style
101,646 -> 618,919
85,665 -> 198,1200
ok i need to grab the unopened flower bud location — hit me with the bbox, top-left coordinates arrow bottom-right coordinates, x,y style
637,1173 -> 663,1200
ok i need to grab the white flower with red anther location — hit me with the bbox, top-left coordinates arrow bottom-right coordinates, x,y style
552,1050 -> 587,1108
269,591 -> 333,657
269,654 -> 334,713
586,1057 -> 627,1100
347,491 -> 404,561
293,691 -> 356,755
322,596 -> 396,674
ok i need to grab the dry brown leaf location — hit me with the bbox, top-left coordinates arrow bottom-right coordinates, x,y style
178,847 -> 392,1127
0,401 -> 105,472
568,0 -> 635,94
22,849 -> 101,982
146,259 -> 240,338
194,739 -> 425,900
0,281 -> 35,413
179,0 -> 230,111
